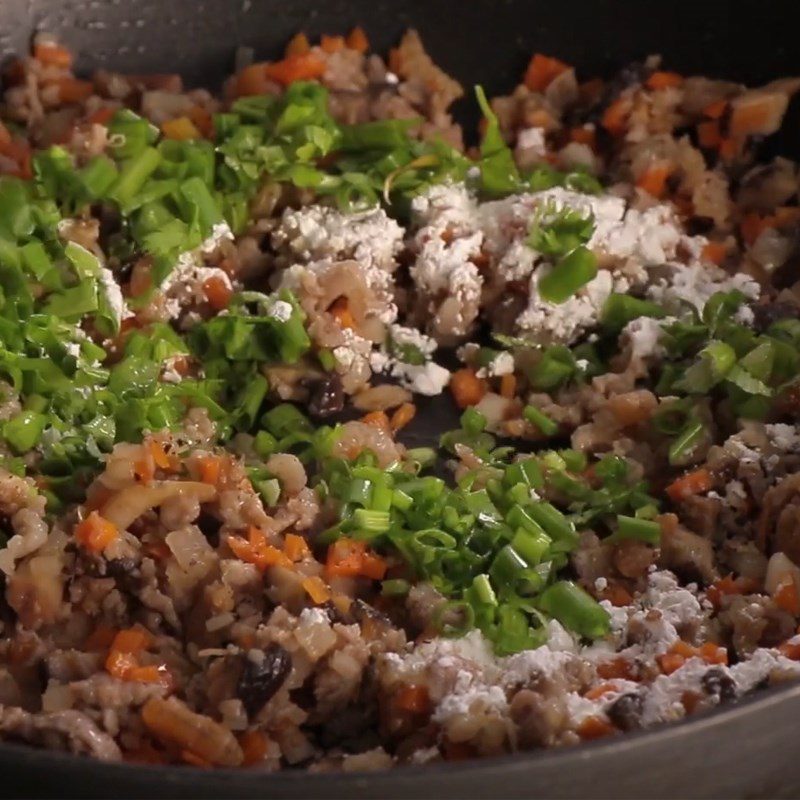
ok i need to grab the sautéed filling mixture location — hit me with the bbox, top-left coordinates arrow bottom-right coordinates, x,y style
1,31 -> 800,769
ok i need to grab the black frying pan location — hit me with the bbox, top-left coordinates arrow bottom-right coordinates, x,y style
1,0 -> 799,796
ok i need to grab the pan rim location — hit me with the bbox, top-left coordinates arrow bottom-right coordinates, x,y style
2,673 -> 798,786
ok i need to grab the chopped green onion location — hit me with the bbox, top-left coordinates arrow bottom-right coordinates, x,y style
510,527 -> 551,565
675,340 -> 736,393
254,477 -> 281,507
2,410 -> 47,453
601,293 -> 666,334
613,514 -> 661,544
353,508 -> 391,536
461,407 -> 487,436
381,579 -> 410,597
434,600 -> 476,637
261,403 -> 311,439
110,146 -> 162,209
472,573 -> 498,606
537,580 -> 610,639
537,246 -> 598,304
253,430 -> 277,458
527,346 -> 576,390
668,417 -> 707,466
503,457 -> 543,489
405,447 -> 436,468
523,404 -> 558,436
525,502 -> 579,549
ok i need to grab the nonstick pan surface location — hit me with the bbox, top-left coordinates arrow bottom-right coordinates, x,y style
1,0 -> 799,797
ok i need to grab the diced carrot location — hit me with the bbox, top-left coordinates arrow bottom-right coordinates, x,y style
500,373 -> 517,399
329,297 -> 356,330
569,126 -> 597,150
198,456 -> 221,485
779,639 -> 800,660
228,530 -> 291,571
665,468 -> 713,502
703,99 -> 728,119
775,577 -> 800,616
697,642 -> 728,666
361,410 -> 391,432
390,402 -> 416,432
161,116 -> 200,141
646,71 -> 683,90
239,730 -> 270,766
524,53 -> 569,92
228,535 -> 258,563
359,551 -> 388,580
326,538 -> 368,577
584,683 -> 617,700
601,98 -> 630,137
449,368 -> 485,409
87,106 -> 117,126
577,716 -> 616,740
85,624 -> 119,652
284,533 -> 310,562
657,652 -> 686,675
320,34 -> 346,53
659,640 -> 727,674
186,105 -> 214,139
740,212 -> 777,247
717,137 -> 739,162
670,640 -> 696,659
234,63 -> 272,97
302,575 -> 331,604
681,691 -> 701,714
106,649 -> 138,680
34,42 -> 73,69
697,120 -> 722,149
730,92 -> 788,138
603,584 -> 634,607
285,32 -> 311,57
134,454 -> 155,483
636,163 -> 671,199
127,664 -> 173,688
701,241 -> 727,265
149,441 -> 171,470
395,684 -> 431,715
111,628 -> 152,654
596,658 -> 636,681
202,275 -> 233,311
325,537 -> 386,580
263,53 -> 326,87
346,26 -> 369,54
706,574 -> 758,609
56,78 -> 94,104
75,510 -> 119,553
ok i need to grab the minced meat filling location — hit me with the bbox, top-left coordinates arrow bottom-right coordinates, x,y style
1,30 -> 800,771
